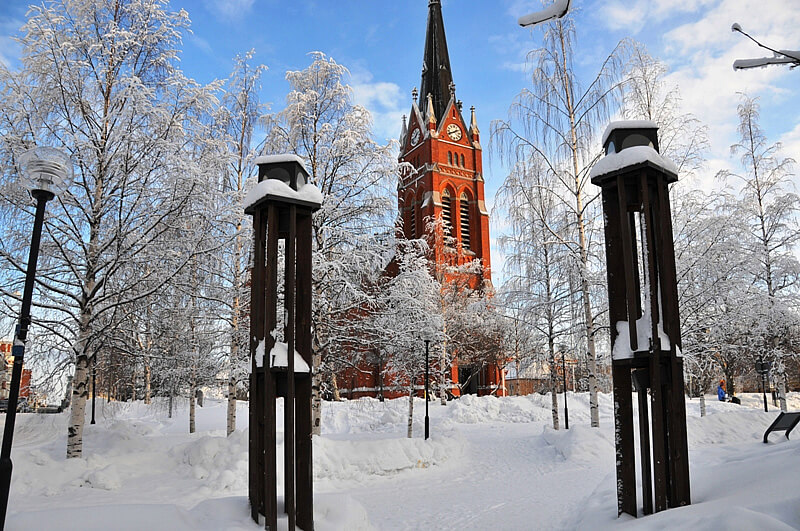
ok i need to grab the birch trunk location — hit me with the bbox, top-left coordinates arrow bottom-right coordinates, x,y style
558,24 -> 600,428
311,351 -> 322,435
131,367 -> 136,402
699,393 -> 706,418
189,380 -> 196,434
778,376 -> 787,413
66,353 -> 90,458
331,373 -> 341,401
144,356 -> 151,405
407,387 -> 414,438
550,359 -> 560,431
227,377 -> 237,436
67,294 -> 94,458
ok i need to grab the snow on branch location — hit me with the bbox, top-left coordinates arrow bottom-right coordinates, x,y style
731,23 -> 800,71
518,0 -> 571,28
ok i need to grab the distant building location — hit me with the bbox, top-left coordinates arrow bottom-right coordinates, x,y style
1,340 -> 33,401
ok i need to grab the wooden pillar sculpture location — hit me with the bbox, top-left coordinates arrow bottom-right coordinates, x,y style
591,122 -> 691,517
246,155 -> 322,530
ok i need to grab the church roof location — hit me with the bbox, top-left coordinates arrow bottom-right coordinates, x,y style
420,0 -> 453,125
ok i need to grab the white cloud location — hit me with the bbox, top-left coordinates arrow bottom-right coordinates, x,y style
202,0 -> 255,22
651,0 -> 800,184
350,67 -> 406,144
0,17 -> 24,68
596,0 -> 717,32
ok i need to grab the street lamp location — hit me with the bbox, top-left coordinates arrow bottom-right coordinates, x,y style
560,344 -> 569,430
1,146 -> 71,528
425,339 -> 430,440
91,360 -> 96,425
756,357 -> 771,413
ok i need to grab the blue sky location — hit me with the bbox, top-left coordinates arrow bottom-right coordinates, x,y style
1,0 -> 798,274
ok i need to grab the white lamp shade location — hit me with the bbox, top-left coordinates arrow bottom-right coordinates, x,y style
19,146 -> 73,196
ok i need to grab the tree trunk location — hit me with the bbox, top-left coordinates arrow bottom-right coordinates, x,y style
550,359 -> 560,431
331,372 -> 341,401
189,385 -> 196,434
311,351 -> 322,435
699,392 -> 706,418
67,353 -> 90,458
168,391 -> 174,419
131,367 -> 136,402
557,23 -> 600,428
144,356 -> 151,405
227,376 -> 237,436
778,375 -> 787,413
407,386 -> 414,438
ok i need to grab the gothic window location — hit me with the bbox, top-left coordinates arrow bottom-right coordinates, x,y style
460,192 -> 471,250
460,154 -> 465,167
441,189 -> 453,245
406,192 -> 416,238
448,151 -> 453,165
410,199 -> 417,238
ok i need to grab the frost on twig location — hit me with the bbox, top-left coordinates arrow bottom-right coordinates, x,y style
731,23 -> 799,70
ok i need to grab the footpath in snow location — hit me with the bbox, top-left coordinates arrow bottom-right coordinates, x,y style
3,392 -> 799,530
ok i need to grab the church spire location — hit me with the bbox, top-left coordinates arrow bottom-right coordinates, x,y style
420,0 -> 453,124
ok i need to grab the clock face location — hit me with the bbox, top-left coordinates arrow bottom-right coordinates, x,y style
447,123 -> 462,141
410,128 -> 421,146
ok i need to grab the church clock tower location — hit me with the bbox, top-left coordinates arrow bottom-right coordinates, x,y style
398,0 -> 492,291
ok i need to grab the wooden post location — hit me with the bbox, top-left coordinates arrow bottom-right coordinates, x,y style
593,123 -> 691,519
246,157 -> 320,531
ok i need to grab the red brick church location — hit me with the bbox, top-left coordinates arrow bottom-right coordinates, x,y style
336,0 -> 506,399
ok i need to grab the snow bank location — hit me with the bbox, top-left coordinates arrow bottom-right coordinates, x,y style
314,432 -> 464,482
5,393 -> 800,530
445,393 -> 553,424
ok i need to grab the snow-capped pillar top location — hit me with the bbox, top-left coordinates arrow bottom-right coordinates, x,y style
244,154 -> 323,214
601,120 -> 660,156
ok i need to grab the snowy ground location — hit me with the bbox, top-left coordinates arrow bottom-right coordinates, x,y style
3,391 -> 799,530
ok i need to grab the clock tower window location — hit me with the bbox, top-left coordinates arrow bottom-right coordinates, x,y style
460,192 -> 471,250
442,189 -> 453,245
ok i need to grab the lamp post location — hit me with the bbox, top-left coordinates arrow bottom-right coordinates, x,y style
560,345 -> 569,430
425,339 -> 430,440
91,361 -> 96,425
0,146 -> 71,529
756,357 -> 770,413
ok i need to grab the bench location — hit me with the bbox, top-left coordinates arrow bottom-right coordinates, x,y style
763,411 -> 800,443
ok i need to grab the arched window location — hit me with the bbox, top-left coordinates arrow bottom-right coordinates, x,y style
460,192 -> 471,250
448,151 -> 453,165
441,189 -> 453,245
460,154 -> 465,167
406,193 -> 416,238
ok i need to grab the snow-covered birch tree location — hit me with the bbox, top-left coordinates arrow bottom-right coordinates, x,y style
213,50 -> 268,435
493,17 -> 630,427
718,95 -> 799,411
0,0 -> 222,457
264,52 -> 396,434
